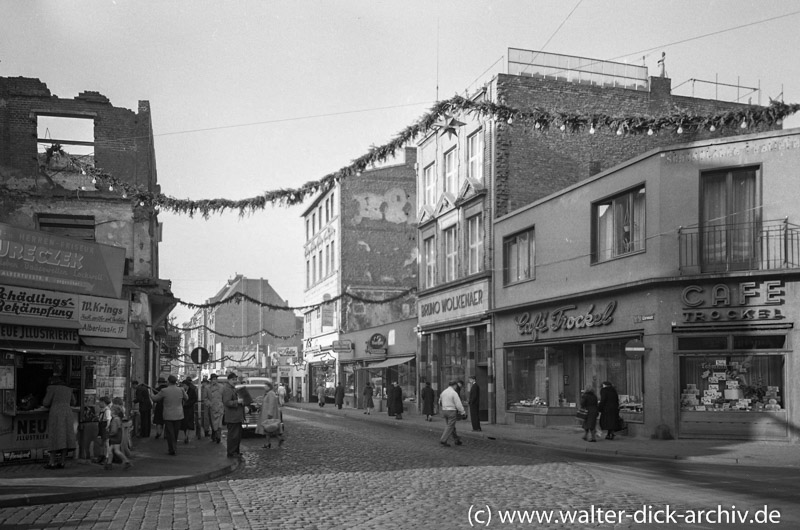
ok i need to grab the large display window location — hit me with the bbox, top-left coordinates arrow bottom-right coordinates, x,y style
676,333 -> 788,439
506,339 -> 644,423
438,330 -> 466,387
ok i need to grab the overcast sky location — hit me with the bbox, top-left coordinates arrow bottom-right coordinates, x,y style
3,0 -> 799,325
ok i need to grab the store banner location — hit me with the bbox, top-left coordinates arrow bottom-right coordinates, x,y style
0,223 -> 125,299
0,285 -> 78,325
77,295 -> 129,338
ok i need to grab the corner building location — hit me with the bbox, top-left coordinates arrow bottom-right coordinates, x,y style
415,49 -> 775,424
494,127 -> 800,441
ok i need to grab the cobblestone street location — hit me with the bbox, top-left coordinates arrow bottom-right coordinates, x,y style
0,409 -> 797,529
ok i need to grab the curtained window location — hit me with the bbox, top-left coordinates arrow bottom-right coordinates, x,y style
701,167 -> 758,271
593,186 -> 646,262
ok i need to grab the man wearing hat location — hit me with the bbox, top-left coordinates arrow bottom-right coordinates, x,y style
180,376 -> 198,444
221,372 -> 244,457
150,375 -> 188,455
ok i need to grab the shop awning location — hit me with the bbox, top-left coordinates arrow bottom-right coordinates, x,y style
362,355 -> 415,370
81,337 -> 140,349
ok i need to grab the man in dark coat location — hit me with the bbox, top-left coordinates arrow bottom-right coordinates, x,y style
334,382 -> 345,409
468,375 -> 481,431
134,380 -> 152,438
388,381 -> 403,419
598,381 -> 621,440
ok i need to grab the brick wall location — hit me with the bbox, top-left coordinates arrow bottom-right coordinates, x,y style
493,74 -> 778,217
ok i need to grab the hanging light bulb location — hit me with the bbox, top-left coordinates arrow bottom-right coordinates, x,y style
776,118 -> 783,126
589,124 -> 595,134
616,127 -> 623,136
91,177 -> 97,184
560,124 -> 566,132
534,122 -> 541,130
709,125 -> 716,132
122,192 -> 127,199
647,128 -> 654,136
677,126 -> 683,134
740,118 -> 748,129
80,186 -> 86,191
507,116 -> 513,125
139,201 -> 145,207
108,185 -> 114,191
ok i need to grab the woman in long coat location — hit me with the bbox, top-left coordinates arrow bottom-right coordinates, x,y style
421,382 -> 435,421
362,382 -> 374,415
580,386 -> 599,442
388,381 -> 403,419
152,377 -> 167,439
598,381 -> 621,440
256,379 -> 283,448
43,376 -> 77,469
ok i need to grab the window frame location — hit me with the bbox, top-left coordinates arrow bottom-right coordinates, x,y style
591,184 -> 646,263
444,225 -> 458,282
467,130 -> 483,182
423,236 -> 436,289
467,214 -> 484,275
444,148 -> 457,194
503,227 -> 535,285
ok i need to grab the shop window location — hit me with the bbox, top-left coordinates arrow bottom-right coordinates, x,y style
503,227 -> 534,284
592,186 -> 645,262
506,347 -> 546,409
474,326 -> 488,365
679,355 -> 783,412
583,340 -> 644,422
438,330 -> 466,387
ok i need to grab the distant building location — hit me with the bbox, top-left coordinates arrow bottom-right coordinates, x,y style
0,76 -> 176,462
415,49 -> 777,424
301,147 -> 417,407
182,275 -> 302,381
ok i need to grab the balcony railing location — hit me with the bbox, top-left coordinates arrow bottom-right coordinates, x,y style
679,219 -> 800,274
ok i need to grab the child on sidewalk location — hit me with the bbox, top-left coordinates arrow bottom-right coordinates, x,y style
108,405 -> 132,470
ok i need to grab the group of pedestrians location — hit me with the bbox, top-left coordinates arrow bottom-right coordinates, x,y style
579,381 -> 621,442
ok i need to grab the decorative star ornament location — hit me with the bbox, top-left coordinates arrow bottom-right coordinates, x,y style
433,115 -> 466,138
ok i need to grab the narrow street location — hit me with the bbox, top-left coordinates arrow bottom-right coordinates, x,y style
1,409 -> 797,529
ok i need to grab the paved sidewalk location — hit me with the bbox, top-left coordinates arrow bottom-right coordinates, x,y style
0,434 -> 238,508
1,403 -> 797,508
289,401 -> 800,468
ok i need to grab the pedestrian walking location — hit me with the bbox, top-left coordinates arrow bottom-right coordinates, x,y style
152,377 -> 167,439
222,372 -> 245,457
96,395 -> 112,466
388,381 -> 403,419
316,382 -> 326,407
150,375 -> 188,456
256,378 -> 284,449
468,375 -> 481,431
207,373 -> 224,443
363,382 -> 374,414
438,381 -> 465,447
421,381 -> 435,421
180,377 -> 198,444
42,376 -> 77,469
134,380 -> 152,438
334,382 -> 345,409
580,385 -> 600,442
599,381 -> 621,440
277,383 -> 287,405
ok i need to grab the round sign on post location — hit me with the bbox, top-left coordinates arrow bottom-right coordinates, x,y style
190,346 -> 210,365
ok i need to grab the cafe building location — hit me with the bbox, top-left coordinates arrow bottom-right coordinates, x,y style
493,127 -> 800,441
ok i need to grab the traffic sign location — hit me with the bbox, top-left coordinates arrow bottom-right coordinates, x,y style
190,346 -> 210,365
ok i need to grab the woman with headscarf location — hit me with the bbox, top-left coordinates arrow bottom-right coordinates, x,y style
599,381 -> 621,440
43,376 -> 77,469
256,379 -> 283,449
580,385 -> 599,442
